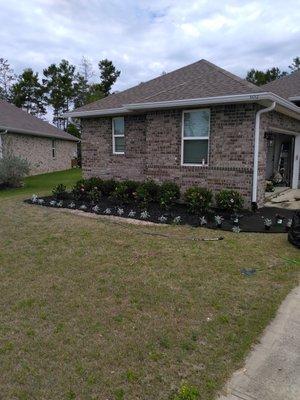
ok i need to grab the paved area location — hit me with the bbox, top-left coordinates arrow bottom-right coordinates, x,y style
265,189 -> 300,209
218,286 -> 300,400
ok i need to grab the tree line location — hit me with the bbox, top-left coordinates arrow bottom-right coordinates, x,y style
246,56 -> 300,86
0,57 -> 120,134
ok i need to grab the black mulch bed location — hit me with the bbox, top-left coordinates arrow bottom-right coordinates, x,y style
25,195 -> 299,234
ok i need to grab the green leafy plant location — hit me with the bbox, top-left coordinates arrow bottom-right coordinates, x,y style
136,180 -> 160,207
111,180 -> 140,203
215,189 -> 244,212
159,181 -> 180,210
0,154 -> 30,188
100,179 -> 117,197
184,186 -> 212,214
87,188 -> 101,204
172,384 -> 200,400
52,183 -> 69,200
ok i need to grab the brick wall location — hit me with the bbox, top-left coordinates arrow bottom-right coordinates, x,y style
3,133 -> 77,175
81,103 -> 300,208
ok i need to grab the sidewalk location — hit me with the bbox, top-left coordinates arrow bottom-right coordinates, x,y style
218,286 -> 300,400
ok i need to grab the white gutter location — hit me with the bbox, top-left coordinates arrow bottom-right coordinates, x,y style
252,102 -> 276,206
63,107 -> 131,118
125,92 -> 300,115
289,96 -> 300,102
63,92 -> 300,119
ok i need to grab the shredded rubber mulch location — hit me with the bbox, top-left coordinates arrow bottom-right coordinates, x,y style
24,196 -> 298,233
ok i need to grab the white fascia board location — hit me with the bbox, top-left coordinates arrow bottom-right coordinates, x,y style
63,108 -> 131,118
63,92 -> 300,119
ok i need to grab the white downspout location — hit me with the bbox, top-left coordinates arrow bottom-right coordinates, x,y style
0,129 -> 8,159
252,102 -> 276,207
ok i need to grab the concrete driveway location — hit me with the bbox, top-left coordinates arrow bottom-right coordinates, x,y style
218,286 -> 300,400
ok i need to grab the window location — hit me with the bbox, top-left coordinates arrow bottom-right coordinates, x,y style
182,109 -> 210,165
112,117 -> 125,154
52,139 -> 56,158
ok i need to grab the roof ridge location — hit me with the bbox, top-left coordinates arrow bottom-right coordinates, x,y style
200,59 -> 260,90
75,59 -> 209,111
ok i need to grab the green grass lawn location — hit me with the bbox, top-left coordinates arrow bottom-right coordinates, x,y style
0,168 -> 82,199
0,171 -> 299,399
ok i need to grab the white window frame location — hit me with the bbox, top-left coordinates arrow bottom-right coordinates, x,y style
52,139 -> 56,159
181,109 -> 210,167
112,117 -> 125,155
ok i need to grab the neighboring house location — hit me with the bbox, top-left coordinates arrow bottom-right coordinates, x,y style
0,100 -> 78,175
65,59 -> 300,208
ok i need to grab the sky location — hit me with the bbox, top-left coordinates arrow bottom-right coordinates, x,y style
0,0 -> 300,92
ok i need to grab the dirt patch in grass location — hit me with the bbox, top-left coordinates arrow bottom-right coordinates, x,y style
0,196 -> 299,400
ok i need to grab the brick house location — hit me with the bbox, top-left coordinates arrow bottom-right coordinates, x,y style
66,60 -> 300,208
0,100 -> 78,175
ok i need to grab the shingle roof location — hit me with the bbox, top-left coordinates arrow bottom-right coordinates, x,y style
0,100 -> 78,141
74,59 -> 262,112
261,70 -> 300,99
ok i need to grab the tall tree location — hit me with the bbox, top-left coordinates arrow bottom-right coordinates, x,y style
98,59 -> 120,96
43,59 -> 77,129
11,68 -> 46,116
79,56 -> 94,82
0,58 -> 15,101
246,67 -> 287,86
289,56 -> 300,72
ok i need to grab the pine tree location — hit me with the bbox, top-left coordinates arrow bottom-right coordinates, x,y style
289,57 -> 300,72
11,68 -> 46,116
98,59 -> 120,96
0,58 -> 15,101
43,59 -> 77,129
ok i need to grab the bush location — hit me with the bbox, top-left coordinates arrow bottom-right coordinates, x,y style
72,179 -> 86,200
215,189 -> 244,212
0,154 -> 30,188
136,180 -> 160,207
111,180 -> 140,203
184,186 -> 212,214
99,179 -> 117,197
84,177 -> 103,192
52,184 -> 69,200
159,181 -> 180,210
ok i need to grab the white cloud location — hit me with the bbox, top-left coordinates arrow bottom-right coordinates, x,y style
0,0 -> 299,93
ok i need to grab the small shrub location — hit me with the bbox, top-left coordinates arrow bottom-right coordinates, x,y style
111,180 -> 140,204
100,179 -> 117,197
159,181 -> 180,210
0,154 -> 30,187
140,210 -> 150,219
72,179 -> 86,200
215,189 -> 244,212
87,188 -> 101,203
136,180 -> 160,207
84,177 -> 103,191
184,187 -> 212,214
52,184 -> 68,200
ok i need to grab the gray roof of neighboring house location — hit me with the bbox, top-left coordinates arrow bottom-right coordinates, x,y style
261,70 -> 300,99
0,100 -> 78,141
73,59 -> 262,113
